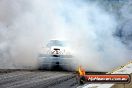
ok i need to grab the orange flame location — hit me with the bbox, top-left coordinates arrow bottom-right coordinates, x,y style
78,66 -> 86,76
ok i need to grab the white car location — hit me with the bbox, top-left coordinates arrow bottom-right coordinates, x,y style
38,40 -> 76,70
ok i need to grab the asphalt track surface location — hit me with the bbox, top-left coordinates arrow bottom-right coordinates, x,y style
0,70 -> 79,88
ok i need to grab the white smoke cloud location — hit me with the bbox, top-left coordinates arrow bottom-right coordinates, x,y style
0,0 -> 131,71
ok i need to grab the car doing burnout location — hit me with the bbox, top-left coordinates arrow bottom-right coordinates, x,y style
38,40 -> 76,70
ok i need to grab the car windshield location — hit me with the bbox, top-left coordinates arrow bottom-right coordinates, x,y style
47,40 -> 65,47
